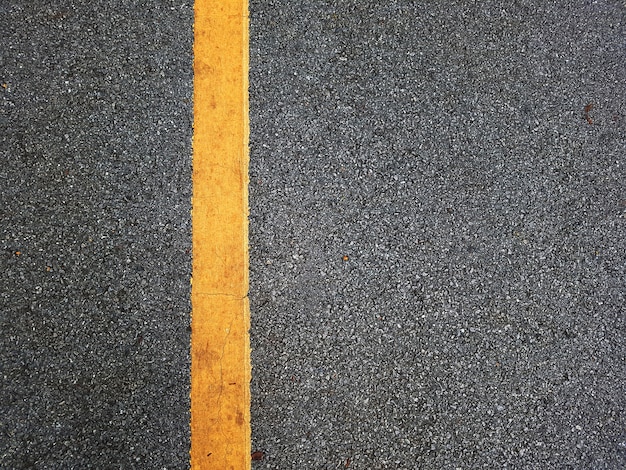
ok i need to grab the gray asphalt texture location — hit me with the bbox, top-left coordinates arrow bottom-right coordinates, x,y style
249,1 -> 626,469
1,1 -> 625,469
1,1 -> 193,468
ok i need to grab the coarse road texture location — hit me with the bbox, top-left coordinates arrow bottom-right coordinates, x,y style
249,1 -> 626,469
1,1 -> 193,468
1,1 -> 626,469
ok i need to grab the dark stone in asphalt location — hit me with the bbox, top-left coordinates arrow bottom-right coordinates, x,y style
1,1 -> 193,468
249,1 -> 626,468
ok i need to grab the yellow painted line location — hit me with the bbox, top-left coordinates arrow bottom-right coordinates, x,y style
191,0 -> 250,469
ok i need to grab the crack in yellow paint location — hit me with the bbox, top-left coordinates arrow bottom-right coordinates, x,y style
191,0 -> 250,469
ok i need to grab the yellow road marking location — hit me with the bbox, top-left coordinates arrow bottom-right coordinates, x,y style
191,0 -> 250,468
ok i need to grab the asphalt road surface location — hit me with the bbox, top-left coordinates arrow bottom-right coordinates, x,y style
1,0 -> 625,469
248,1 -> 626,469
1,1 -> 193,468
